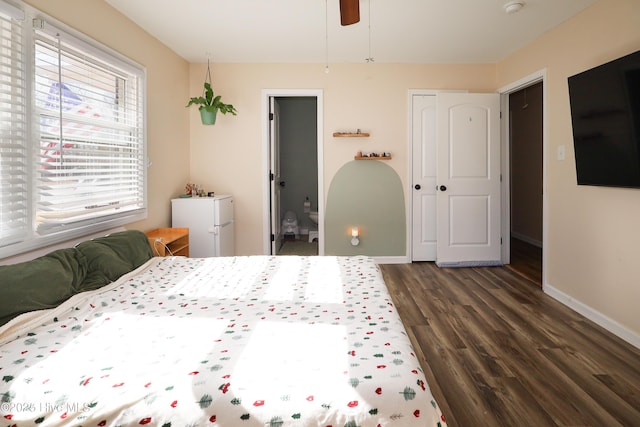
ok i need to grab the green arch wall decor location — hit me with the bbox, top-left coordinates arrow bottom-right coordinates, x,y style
325,160 -> 405,256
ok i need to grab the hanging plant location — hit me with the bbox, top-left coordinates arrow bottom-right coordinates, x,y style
186,59 -> 237,125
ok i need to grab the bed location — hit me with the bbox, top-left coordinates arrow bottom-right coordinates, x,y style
0,232 -> 446,426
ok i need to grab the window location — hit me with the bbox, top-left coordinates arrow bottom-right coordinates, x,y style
0,1 -> 146,258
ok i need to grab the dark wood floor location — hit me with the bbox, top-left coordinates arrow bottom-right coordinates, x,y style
506,238 -> 543,286
380,252 -> 640,427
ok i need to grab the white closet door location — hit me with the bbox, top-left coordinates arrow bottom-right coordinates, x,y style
411,94 -> 437,261
436,93 -> 502,266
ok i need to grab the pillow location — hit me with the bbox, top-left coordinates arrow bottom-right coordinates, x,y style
0,248 -> 86,327
75,230 -> 153,291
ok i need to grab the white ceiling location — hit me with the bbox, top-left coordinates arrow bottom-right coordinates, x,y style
104,0 -> 597,64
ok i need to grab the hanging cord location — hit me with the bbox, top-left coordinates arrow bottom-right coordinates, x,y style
204,55 -> 213,95
325,0 -> 329,73
55,32 -> 64,165
205,58 -> 212,84
153,238 -> 174,256
366,0 -> 374,63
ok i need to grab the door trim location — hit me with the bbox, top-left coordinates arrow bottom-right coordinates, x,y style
269,97 -> 281,255
261,89 -> 324,255
497,69 -> 547,283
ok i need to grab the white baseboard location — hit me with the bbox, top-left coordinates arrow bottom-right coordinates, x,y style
374,256 -> 410,264
544,283 -> 640,350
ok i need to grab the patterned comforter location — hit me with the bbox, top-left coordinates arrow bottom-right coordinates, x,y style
0,255 -> 446,426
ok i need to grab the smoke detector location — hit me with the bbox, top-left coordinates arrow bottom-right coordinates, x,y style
504,1 -> 525,14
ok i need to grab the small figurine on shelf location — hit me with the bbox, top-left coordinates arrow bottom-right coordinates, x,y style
185,183 -> 193,196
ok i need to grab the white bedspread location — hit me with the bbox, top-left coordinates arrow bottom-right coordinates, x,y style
0,255 -> 447,426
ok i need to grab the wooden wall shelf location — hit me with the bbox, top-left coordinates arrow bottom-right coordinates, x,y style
333,132 -> 370,137
354,156 -> 392,160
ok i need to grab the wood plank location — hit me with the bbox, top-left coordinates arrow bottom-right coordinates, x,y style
380,262 -> 640,427
506,237 -> 542,285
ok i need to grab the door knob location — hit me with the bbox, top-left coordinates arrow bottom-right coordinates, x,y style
439,185 -> 447,191
414,184 -> 421,190
279,181 -> 286,187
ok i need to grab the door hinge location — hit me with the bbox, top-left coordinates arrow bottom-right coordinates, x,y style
500,174 -> 503,182
270,172 -> 274,181
269,113 -> 274,121
271,234 -> 275,242
500,111 -> 503,119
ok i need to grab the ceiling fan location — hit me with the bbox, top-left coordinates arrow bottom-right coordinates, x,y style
340,0 -> 360,25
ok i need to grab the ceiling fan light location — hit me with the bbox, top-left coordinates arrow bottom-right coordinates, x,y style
503,1 -> 525,14
340,0 -> 360,26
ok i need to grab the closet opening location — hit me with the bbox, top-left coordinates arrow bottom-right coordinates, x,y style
507,81 -> 544,286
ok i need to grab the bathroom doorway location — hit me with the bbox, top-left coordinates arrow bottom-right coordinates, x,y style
262,90 -> 324,256
275,96 -> 318,255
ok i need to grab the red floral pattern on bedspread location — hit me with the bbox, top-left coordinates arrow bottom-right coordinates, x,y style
0,256 -> 446,427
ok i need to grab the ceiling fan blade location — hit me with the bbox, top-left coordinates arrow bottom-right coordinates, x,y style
339,0 -> 360,26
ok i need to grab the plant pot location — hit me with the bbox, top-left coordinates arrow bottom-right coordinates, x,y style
199,106 -> 218,125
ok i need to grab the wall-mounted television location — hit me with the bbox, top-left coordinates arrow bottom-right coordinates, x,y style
568,49 -> 640,188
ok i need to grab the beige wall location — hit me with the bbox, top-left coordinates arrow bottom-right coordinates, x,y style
187,63 -> 496,255
497,0 -> 640,338
25,0 -> 191,234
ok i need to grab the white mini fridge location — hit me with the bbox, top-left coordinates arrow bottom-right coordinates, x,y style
171,195 -> 234,257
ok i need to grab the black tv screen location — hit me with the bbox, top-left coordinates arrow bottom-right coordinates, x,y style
568,49 -> 640,188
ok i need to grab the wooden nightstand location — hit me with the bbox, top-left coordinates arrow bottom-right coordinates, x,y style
145,228 -> 189,257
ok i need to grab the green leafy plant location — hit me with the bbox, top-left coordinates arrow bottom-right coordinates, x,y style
186,82 -> 237,116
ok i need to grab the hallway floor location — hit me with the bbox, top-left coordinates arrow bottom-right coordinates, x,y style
507,237 -> 542,285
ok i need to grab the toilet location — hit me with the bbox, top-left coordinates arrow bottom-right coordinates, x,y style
282,210 -> 299,239
308,211 -> 318,225
307,211 -> 318,242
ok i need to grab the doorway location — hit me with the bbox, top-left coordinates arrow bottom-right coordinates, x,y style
274,97 -> 319,256
498,70 -> 546,286
507,81 -> 544,285
261,89 -> 324,256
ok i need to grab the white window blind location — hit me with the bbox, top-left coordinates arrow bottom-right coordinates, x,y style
0,0 -> 146,257
0,5 -> 27,247
33,22 -> 145,235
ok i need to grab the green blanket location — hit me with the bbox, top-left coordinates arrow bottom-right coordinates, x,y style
0,230 -> 153,326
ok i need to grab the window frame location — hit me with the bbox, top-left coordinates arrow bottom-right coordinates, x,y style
0,0 -> 147,259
